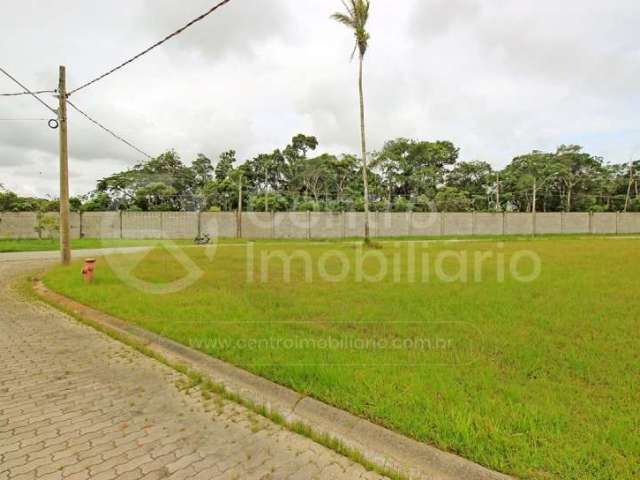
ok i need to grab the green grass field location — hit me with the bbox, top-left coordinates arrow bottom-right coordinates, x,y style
43,238 -> 639,479
2,233 -> 622,253
0,238 -> 191,253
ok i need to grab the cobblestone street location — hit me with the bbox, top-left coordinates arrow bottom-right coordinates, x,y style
0,260 -> 386,480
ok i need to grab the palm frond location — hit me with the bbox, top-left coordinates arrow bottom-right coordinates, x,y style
332,0 -> 371,58
341,0 -> 355,17
330,12 -> 355,28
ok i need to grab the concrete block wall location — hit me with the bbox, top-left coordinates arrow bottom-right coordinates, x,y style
0,212 -> 82,239
0,212 -> 39,239
344,213 -> 366,237
505,213 -> 534,235
68,212 -> 82,240
241,213 -> 273,239
122,212 -> 162,239
444,213 -> 473,236
473,213 -> 504,235
309,213 -> 343,238
375,212 -> 411,237
562,212 -> 590,234
410,213 -> 442,236
591,213 -> 617,234
2,211 -> 640,240
81,212 -> 121,238
534,213 -> 562,234
618,213 -> 640,234
201,212 -> 237,238
161,212 -> 199,239
274,213 -> 309,239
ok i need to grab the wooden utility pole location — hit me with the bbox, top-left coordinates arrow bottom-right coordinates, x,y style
495,173 -> 500,211
58,66 -> 71,265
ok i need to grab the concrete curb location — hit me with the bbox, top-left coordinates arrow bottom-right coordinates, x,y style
34,280 -> 514,480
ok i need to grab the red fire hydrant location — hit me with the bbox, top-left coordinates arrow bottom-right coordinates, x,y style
81,258 -> 97,282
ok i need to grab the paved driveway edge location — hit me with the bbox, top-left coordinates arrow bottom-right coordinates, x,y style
33,279 -> 513,480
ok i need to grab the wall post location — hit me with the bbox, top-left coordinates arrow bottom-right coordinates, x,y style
271,211 -> 276,239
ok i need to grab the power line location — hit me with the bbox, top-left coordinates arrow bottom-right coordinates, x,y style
68,0 -> 234,96
66,99 -> 153,160
0,67 -> 57,115
0,118 -> 49,121
0,89 -> 56,97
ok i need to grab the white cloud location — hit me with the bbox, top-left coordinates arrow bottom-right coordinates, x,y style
1,0 -> 639,197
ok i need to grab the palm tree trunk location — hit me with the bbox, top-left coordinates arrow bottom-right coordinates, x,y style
358,53 -> 370,240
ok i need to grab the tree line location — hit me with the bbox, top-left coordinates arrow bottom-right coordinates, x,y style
1,135 -> 638,214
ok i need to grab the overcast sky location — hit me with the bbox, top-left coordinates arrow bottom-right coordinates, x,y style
1,0 -> 639,197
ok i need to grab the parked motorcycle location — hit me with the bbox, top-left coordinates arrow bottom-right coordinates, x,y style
194,233 -> 211,245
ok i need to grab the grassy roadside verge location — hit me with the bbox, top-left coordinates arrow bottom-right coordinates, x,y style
0,238 -> 193,253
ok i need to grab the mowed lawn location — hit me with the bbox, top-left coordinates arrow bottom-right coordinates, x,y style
43,238 -> 640,480
0,238 -> 189,253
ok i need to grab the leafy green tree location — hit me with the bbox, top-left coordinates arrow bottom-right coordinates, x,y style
501,151 -> 560,212
283,134 -> 319,193
0,190 -> 18,211
249,192 -> 290,212
623,160 -> 640,212
284,134 -> 319,163
435,187 -> 472,212
203,177 -> 237,211
192,154 -> 214,190
373,138 -> 459,198
554,145 -> 603,212
332,0 -> 372,240
215,150 -> 236,182
134,182 -> 178,211
97,150 -> 196,211
82,192 -> 113,212
446,161 -> 495,197
299,154 -> 336,202
69,197 -> 83,212
332,154 -> 361,197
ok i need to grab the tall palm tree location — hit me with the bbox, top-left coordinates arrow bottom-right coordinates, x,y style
332,0 -> 372,241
